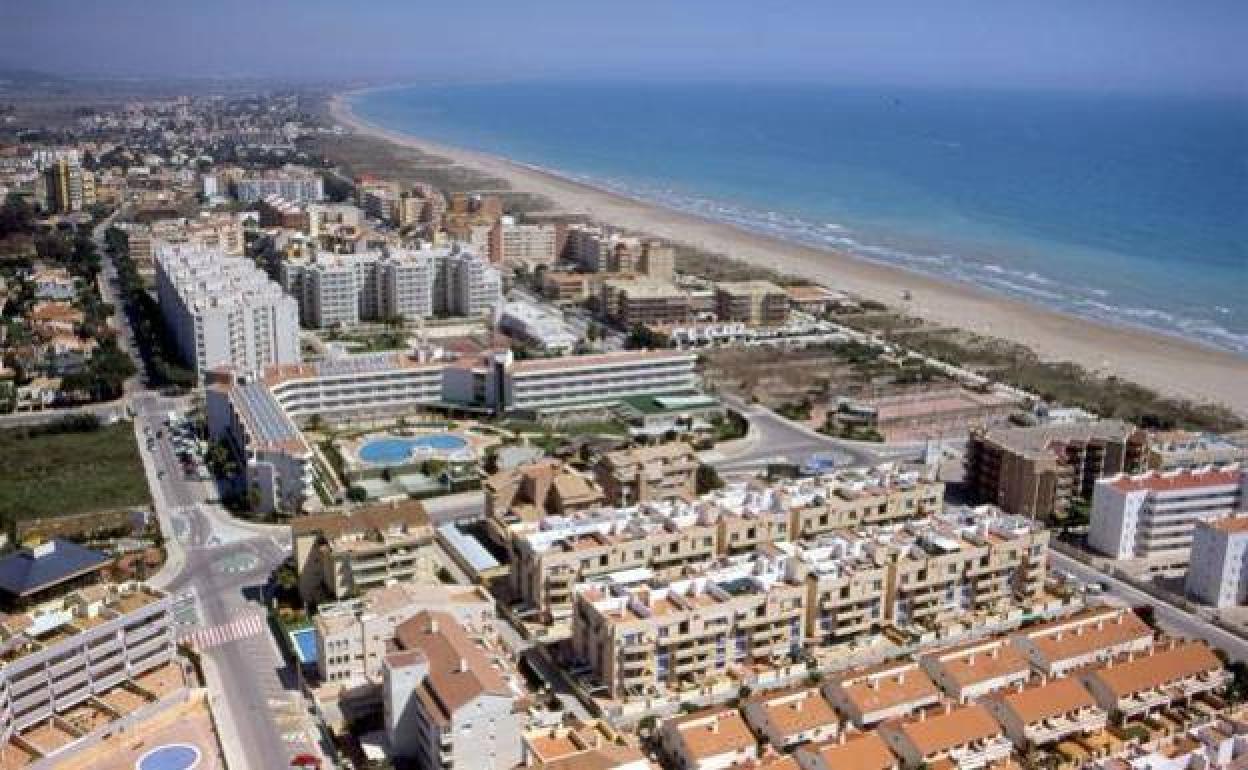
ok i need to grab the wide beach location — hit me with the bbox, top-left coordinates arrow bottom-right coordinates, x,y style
329,92 -> 1248,416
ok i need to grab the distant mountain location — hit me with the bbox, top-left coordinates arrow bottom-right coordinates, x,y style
0,67 -> 72,85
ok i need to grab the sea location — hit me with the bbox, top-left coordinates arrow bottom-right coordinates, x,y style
351,82 -> 1248,356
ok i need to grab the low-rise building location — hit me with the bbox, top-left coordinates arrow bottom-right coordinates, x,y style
0,583 -> 176,747
498,300 -> 580,354
660,708 -> 759,770
795,732 -> 899,770
291,501 -> 434,603
742,686 -> 841,750
878,703 -> 1013,770
1186,516 -> 1248,608
1010,606 -> 1153,677
595,442 -> 699,507
921,637 -> 1031,703
829,388 -> 1019,443
382,610 -> 525,768
1146,431 -> 1248,471
824,661 -> 942,728
985,677 -> 1106,749
522,719 -> 649,770
0,539 -> 111,610
315,582 -> 495,686
484,459 -> 605,540
1088,466 -> 1245,564
1078,640 -> 1228,719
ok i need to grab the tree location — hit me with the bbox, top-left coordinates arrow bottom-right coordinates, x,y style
696,463 -> 724,494
347,486 -> 369,502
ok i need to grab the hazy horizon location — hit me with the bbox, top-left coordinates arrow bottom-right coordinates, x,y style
3,0 -> 1245,96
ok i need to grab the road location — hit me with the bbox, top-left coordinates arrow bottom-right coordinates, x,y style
136,392 -> 320,770
705,395 -> 926,474
1050,549 -> 1248,662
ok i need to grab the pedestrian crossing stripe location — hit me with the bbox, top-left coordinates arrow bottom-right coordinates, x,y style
181,613 -> 267,651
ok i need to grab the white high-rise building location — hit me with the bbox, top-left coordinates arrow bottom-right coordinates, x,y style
1088,465 -> 1246,562
280,247 -> 500,328
1186,517 -> 1248,607
155,243 -> 301,376
235,166 -> 324,203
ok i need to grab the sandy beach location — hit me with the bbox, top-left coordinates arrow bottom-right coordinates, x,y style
329,92 -> 1248,417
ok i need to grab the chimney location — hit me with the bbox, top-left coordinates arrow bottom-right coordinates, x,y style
710,720 -> 720,734
429,617 -> 439,634
944,702 -> 953,715
898,672 -> 906,684
458,657 -> 469,673
919,710 -> 926,722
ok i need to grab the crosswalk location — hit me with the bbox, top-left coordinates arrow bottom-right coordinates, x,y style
181,613 -> 268,651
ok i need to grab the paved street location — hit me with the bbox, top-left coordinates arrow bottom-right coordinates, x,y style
1051,550 -> 1248,662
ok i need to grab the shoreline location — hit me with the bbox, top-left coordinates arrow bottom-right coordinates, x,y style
329,90 -> 1248,417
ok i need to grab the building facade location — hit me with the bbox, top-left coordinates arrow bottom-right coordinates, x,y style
1186,517 -> 1248,608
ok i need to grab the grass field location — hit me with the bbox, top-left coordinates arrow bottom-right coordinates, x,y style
0,422 -> 150,523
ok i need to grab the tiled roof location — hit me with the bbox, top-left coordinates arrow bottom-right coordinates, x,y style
807,733 -> 896,770
1086,641 -> 1222,698
1209,516 -> 1248,535
390,610 -> 510,725
1016,607 -> 1152,665
1106,466 -> 1242,494
834,661 -> 940,716
995,677 -> 1097,724
889,703 -> 1002,757
923,638 -> 1029,689
748,687 -> 839,739
0,539 -> 110,598
669,708 -> 756,760
291,499 -> 430,540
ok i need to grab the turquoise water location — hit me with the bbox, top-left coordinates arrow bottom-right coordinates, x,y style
353,83 -> 1248,355
358,434 -> 468,465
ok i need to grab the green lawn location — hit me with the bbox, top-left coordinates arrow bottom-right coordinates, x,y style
0,422 -> 150,523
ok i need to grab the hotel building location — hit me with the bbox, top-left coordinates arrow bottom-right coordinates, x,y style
290,501 -> 435,602
1088,465 -> 1245,563
966,420 -> 1147,519
0,583 -> 176,748
1185,516 -> 1248,608
382,611 -> 525,769
155,243 -> 301,375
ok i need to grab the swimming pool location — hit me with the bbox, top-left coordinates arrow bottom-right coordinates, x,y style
136,744 -> 201,770
290,627 -> 318,664
357,434 -> 469,465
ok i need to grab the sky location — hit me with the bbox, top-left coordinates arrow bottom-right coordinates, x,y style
2,0 -> 1245,95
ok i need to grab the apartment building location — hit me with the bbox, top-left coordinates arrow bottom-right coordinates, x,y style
206,376 -> 314,513
129,213 -> 246,272
307,202 -> 363,243
1078,640 -> 1228,719
0,583 -> 175,747
783,537 -> 888,650
155,243 -> 301,375
398,185 -> 446,229
1147,431 -> 1248,471
382,611 -> 525,768
741,686 -> 841,749
787,471 -> 943,540
359,181 -> 400,223
235,165 -> 324,202
877,703 -> 1012,770
920,637 -> 1031,703
1010,606 -> 1154,677
523,719 -> 648,770
37,158 -> 94,213
1088,466 -> 1245,563
291,501 -> 434,602
659,708 -> 759,770
316,582 -> 495,686
714,281 -> 790,326
985,677 -> 1106,749
601,279 -> 695,327
795,733 -> 899,770
574,556 -> 806,699
484,459 -> 605,538
595,442 -> 699,507
491,217 -> 559,266
511,505 -> 719,623
566,225 -> 637,273
966,420 -> 1147,519
280,247 -> 501,328
1186,516 -> 1248,608
823,661 -> 941,728
542,271 -> 593,304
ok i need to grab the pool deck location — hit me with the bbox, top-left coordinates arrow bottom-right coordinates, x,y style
52,692 -> 223,770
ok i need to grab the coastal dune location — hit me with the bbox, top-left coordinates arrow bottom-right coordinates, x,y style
329,93 -> 1248,416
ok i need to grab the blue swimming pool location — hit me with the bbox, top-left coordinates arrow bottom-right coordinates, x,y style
290,627 -> 318,664
137,744 -> 201,770
357,434 -> 469,465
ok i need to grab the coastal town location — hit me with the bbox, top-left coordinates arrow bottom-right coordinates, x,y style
0,73 -> 1247,770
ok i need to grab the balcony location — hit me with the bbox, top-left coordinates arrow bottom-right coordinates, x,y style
1024,709 -> 1107,745
944,736 -> 1013,769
